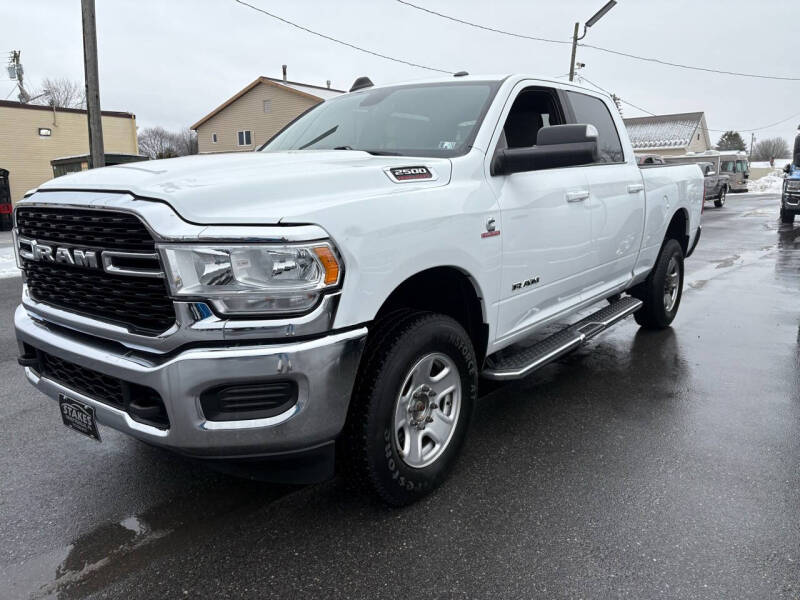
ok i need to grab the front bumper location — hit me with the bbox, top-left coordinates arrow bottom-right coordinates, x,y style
783,190 -> 800,213
15,306 -> 367,460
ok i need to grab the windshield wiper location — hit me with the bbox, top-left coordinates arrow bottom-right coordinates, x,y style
361,149 -> 401,156
330,146 -> 401,156
299,126 -> 338,150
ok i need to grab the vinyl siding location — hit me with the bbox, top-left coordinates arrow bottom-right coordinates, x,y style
196,82 -> 321,154
0,105 -> 138,204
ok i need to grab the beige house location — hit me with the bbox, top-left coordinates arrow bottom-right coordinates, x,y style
623,112 -> 712,157
0,100 -> 138,204
191,75 -> 344,154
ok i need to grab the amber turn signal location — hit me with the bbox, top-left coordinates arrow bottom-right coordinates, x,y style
313,246 -> 341,286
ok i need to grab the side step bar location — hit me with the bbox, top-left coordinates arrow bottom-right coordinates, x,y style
482,296 -> 643,381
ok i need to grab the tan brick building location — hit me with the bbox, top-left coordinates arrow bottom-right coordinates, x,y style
0,100 -> 138,204
191,76 -> 344,154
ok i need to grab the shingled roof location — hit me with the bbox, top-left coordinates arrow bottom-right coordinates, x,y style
623,112 -> 707,151
191,76 -> 345,131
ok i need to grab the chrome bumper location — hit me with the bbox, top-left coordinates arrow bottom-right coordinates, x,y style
15,306 -> 367,458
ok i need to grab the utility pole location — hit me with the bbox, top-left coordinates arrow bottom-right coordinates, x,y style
7,51 -> 31,102
749,133 -> 755,159
611,93 -> 623,117
568,23 -> 581,82
568,1 -> 617,82
81,0 -> 105,168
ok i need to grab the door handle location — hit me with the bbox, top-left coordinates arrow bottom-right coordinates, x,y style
627,183 -> 644,193
566,190 -> 590,202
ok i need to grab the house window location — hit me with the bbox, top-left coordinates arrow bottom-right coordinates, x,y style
263,100 -> 272,113
237,130 -> 252,146
211,133 -> 218,143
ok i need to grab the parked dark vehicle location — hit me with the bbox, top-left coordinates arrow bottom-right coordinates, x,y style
780,133 -> 800,223
699,161 -> 729,208
636,154 -> 665,166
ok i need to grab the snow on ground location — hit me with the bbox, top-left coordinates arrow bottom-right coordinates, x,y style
751,159 -> 793,170
748,169 -> 786,194
0,246 -> 19,279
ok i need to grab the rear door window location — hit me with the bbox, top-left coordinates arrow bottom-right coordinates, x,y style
565,91 -> 625,164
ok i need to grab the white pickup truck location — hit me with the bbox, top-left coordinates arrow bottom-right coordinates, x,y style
13,75 -> 702,505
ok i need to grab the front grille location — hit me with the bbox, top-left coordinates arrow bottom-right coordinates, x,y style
37,350 -> 170,429
25,262 -> 175,333
17,206 -> 175,334
42,351 -> 124,408
16,207 -> 156,251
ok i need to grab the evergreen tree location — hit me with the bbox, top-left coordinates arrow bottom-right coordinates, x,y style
716,131 -> 746,151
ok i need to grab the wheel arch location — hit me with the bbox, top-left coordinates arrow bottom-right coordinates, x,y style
373,266 -> 489,365
665,207 -> 690,255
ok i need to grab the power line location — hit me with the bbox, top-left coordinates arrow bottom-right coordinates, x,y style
578,74 -> 800,135
231,0 -> 453,74
581,43 -> 800,82
396,1 -> 800,82
395,0 -> 571,46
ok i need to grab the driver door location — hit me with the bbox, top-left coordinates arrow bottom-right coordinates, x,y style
486,84 -> 594,345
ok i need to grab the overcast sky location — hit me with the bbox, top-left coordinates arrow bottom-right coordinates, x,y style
4,0 -> 798,151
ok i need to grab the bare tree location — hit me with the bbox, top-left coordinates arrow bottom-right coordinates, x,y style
137,127 -> 198,159
752,137 -> 790,163
138,127 -> 178,159
172,128 -> 198,156
34,78 -> 86,109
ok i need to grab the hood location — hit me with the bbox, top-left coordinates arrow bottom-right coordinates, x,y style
36,150 -> 452,224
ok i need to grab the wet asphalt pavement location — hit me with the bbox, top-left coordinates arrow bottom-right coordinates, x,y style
1,193 -> 799,599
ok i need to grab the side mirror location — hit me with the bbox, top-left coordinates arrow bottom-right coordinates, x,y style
492,124 -> 599,176
785,164 -> 792,174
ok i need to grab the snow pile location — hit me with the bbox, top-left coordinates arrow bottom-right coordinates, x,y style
748,169 -> 786,194
0,247 -> 19,279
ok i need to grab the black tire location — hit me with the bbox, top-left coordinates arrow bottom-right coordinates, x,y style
631,238 -> 684,329
340,312 -> 477,506
714,186 -> 726,208
781,208 -> 794,224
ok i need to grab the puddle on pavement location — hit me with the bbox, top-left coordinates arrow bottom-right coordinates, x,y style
2,477 -> 296,600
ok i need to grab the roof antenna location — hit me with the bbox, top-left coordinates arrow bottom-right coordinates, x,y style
349,76 -> 373,92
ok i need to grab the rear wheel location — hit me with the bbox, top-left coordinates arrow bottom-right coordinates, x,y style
632,238 -> 684,330
340,312 -> 477,506
714,186 -> 727,208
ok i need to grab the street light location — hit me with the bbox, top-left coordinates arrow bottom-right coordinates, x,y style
569,0 -> 617,82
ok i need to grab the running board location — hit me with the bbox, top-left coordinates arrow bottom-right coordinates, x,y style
482,296 -> 643,381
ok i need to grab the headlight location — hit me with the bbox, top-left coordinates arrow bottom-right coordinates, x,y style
160,243 -> 341,316
787,180 -> 800,191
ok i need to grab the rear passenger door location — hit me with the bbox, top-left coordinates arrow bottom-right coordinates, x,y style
564,90 -> 644,299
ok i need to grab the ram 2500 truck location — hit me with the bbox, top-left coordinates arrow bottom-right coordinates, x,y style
13,75 -> 702,506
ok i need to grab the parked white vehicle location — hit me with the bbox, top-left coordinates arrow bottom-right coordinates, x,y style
664,150 -> 750,192
13,75 -> 702,505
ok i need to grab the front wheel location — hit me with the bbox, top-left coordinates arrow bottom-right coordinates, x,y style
632,238 -> 684,329
340,312 -> 477,506
714,187 -> 727,208
781,208 -> 795,224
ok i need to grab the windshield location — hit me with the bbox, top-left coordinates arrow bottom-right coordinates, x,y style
260,81 -> 500,158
